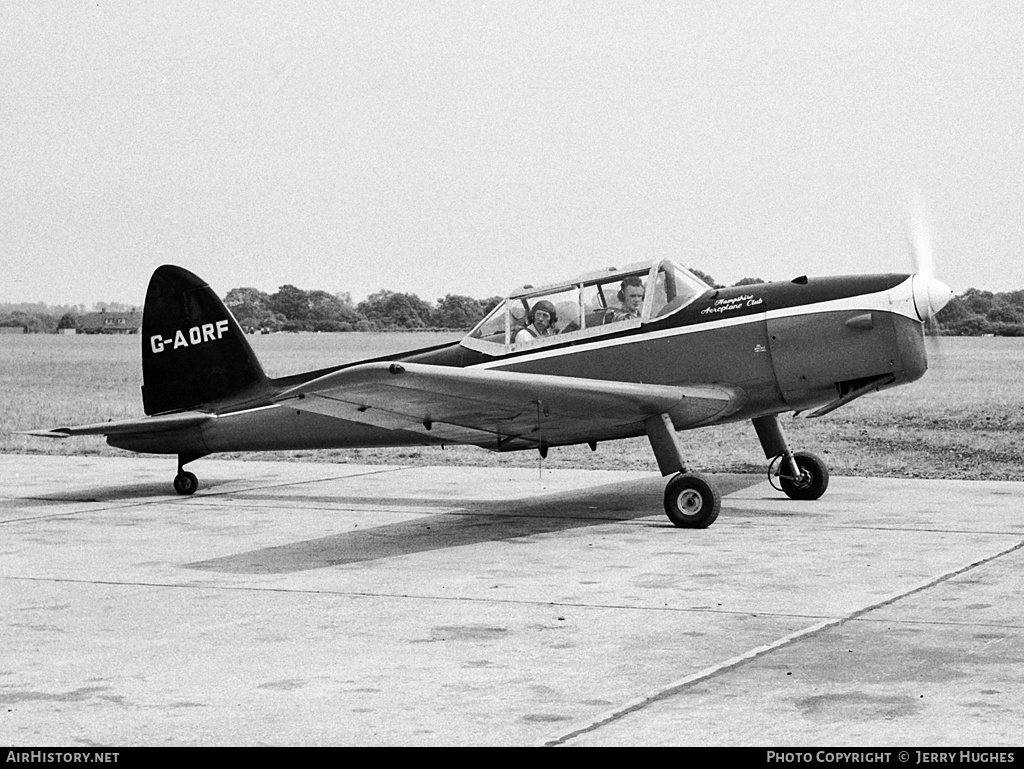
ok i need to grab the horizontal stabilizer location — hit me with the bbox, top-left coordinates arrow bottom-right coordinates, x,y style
22,411 -> 213,439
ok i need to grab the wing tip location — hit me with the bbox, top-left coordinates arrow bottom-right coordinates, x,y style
18,428 -> 73,439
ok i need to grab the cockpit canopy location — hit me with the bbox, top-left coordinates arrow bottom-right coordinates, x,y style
464,258 -> 710,353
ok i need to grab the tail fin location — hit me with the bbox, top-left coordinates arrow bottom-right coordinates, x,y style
141,265 -> 269,415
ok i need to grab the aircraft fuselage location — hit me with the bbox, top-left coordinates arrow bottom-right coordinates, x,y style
108,273 -> 927,456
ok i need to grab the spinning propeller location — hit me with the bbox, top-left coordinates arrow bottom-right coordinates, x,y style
907,206 -> 953,334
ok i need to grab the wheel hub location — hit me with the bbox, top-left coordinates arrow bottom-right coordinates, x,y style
768,454 -> 811,492
788,469 -> 812,489
676,490 -> 704,516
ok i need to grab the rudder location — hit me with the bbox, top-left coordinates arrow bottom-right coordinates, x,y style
142,265 -> 269,415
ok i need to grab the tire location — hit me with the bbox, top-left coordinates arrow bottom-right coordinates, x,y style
779,452 -> 829,501
664,472 -> 721,529
173,471 -> 199,496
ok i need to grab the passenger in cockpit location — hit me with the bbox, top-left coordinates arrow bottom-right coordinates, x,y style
605,277 -> 645,323
515,300 -> 558,344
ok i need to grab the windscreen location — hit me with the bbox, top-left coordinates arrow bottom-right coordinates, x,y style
467,299 -> 508,344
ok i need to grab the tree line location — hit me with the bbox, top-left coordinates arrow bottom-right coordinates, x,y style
0,303 -> 88,334
221,285 -> 505,333
4,275 -> 1024,336
931,288 -> 1024,337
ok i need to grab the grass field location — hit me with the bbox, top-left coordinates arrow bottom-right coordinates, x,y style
2,332 -> 1022,480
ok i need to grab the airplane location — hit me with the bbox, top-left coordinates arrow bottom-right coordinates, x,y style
29,257 -> 952,529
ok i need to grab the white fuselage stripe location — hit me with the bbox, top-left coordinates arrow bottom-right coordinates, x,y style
471,277 -> 918,371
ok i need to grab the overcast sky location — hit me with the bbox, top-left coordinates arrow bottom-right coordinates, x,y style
3,1 -> 1021,307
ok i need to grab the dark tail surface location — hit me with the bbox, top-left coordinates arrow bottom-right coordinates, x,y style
142,265 -> 269,415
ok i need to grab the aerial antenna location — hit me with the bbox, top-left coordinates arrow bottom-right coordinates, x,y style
535,400 -> 547,479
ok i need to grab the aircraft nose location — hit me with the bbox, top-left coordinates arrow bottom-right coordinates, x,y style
911,274 -> 953,323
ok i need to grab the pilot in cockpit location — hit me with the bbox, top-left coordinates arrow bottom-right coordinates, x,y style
515,300 -> 558,344
605,276 -> 645,323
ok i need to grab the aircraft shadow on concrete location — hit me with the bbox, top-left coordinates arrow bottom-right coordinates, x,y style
13,481 -> 180,506
185,474 -> 765,575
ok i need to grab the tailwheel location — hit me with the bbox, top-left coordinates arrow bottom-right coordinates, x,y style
664,472 -> 720,529
173,471 -> 199,496
772,451 -> 829,501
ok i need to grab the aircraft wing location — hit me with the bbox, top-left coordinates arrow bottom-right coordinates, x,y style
23,411 -> 214,438
274,362 -> 742,450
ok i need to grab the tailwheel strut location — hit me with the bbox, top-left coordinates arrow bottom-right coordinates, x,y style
172,453 -> 205,496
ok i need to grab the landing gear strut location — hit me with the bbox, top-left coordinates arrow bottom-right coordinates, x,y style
752,415 -> 829,501
645,411 -> 831,528
172,453 -> 205,496
646,413 -> 721,529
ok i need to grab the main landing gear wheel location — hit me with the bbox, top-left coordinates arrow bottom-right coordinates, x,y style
173,471 -> 199,496
664,472 -> 721,529
775,451 -> 829,501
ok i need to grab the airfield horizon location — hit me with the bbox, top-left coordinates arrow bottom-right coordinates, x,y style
2,332 -> 1022,482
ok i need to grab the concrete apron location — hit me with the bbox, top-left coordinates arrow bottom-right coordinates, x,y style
1,454 -> 1022,746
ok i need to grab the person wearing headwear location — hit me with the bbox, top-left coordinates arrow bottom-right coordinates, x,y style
515,299 -> 558,344
605,276 -> 645,323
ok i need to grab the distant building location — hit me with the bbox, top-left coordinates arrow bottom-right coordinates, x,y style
0,325 -> 25,335
57,327 -> 77,335
79,309 -> 142,335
